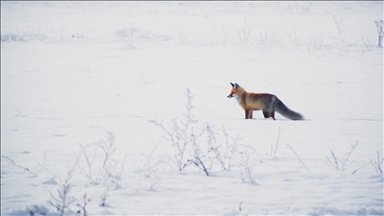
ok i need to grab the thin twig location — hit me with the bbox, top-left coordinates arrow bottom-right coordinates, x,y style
1,155 -> 36,177
330,151 -> 339,170
351,161 -> 371,175
377,151 -> 383,174
273,128 -> 281,157
286,144 -> 310,172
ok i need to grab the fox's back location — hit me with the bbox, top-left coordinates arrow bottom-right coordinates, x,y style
228,83 -> 277,110
245,93 -> 277,110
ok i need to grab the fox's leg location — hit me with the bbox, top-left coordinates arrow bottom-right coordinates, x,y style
262,110 -> 270,119
269,111 -> 275,120
245,110 -> 252,119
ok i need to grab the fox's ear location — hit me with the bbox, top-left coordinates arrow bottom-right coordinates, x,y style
235,83 -> 240,89
230,82 -> 235,87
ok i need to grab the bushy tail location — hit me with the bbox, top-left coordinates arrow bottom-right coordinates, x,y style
274,99 -> 304,120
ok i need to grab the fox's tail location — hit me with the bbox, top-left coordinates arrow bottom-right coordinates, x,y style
274,99 -> 304,120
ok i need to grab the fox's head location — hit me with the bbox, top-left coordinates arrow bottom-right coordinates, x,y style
227,82 -> 241,98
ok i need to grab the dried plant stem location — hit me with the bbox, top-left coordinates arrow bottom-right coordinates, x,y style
286,144 -> 310,172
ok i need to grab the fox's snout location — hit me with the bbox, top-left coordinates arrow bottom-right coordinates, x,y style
227,94 -> 233,98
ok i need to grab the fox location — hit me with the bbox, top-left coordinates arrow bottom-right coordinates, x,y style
227,82 -> 304,120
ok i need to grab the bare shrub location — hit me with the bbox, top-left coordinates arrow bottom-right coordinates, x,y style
76,193 -> 91,216
239,151 -> 258,185
327,141 -> 358,174
49,174 -> 75,216
237,18 -> 253,46
370,151 -> 384,174
148,89 -> 243,177
148,89 -> 204,173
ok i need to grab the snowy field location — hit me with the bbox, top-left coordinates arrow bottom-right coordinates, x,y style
1,1 -> 383,215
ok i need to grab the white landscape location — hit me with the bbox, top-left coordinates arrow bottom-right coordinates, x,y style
1,1 -> 383,215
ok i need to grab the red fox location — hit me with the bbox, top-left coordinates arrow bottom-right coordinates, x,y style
227,82 -> 304,120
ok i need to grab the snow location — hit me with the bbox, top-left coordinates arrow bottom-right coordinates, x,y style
1,1 -> 383,215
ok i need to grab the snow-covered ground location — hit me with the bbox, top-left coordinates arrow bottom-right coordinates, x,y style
1,1 -> 383,215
